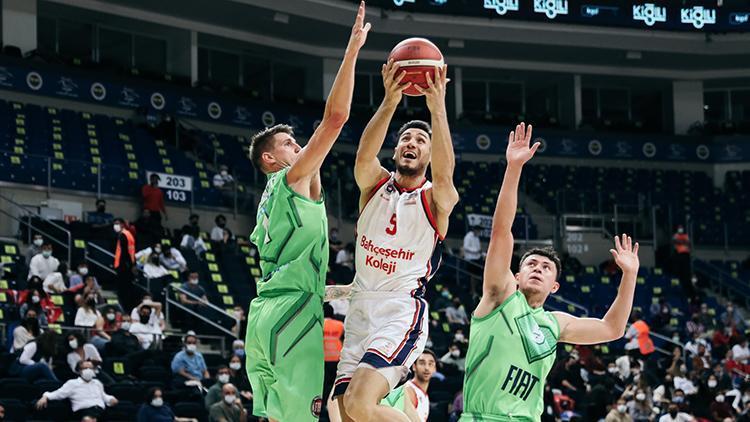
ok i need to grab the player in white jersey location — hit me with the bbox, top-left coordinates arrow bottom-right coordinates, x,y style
400,350 -> 435,422
333,60 -> 458,421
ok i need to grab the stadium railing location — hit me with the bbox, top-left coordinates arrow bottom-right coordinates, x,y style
693,260 -> 750,307
165,284 -> 239,338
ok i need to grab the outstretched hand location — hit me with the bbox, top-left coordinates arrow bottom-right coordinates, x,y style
347,1 -> 371,52
505,122 -> 540,168
610,233 -> 640,275
414,65 -> 448,112
381,59 -> 411,106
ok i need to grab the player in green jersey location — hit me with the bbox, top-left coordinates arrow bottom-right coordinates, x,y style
244,3 -> 370,421
461,122 -> 641,421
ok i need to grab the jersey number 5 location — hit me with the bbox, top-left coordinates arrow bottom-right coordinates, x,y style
385,213 -> 397,235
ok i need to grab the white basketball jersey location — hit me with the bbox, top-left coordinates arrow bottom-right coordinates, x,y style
406,380 -> 430,422
354,174 -> 442,296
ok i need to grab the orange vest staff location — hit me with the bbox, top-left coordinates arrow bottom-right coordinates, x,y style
324,317 -> 345,362
114,228 -> 135,268
632,320 -> 655,355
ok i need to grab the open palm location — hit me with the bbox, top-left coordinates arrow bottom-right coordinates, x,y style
610,233 -> 640,274
506,122 -> 540,168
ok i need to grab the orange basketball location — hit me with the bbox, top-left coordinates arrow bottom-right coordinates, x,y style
388,38 -> 444,97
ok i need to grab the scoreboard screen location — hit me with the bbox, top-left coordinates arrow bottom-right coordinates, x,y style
359,0 -> 750,32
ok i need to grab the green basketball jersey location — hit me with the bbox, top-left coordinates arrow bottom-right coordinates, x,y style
381,384 -> 406,410
461,291 -> 560,421
250,168 -> 328,298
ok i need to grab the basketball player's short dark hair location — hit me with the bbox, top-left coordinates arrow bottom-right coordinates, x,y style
249,124 -> 294,171
519,247 -> 562,280
420,348 -> 437,362
397,120 -> 432,139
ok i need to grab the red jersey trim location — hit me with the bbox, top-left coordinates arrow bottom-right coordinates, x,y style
393,177 -> 427,193
420,189 -> 444,240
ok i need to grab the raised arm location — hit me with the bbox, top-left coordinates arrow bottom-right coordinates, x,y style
286,1 -> 370,185
553,234 -> 640,344
473,123 -> 539,319
355,60 -> 411,204
416,66 -> 459,235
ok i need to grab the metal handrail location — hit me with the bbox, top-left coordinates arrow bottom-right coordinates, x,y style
0,191 -> 72,264
166,284 -> 239,338
693,259 -> 750,306
548,294 -> 589,317
84,241 -> 117,275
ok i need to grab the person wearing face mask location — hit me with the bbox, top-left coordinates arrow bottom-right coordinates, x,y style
446,297 -> 469,326
65,331 -> 102,372
18,288 -> 51,325
35,360 -> 118,419
136,242 -> 163,268
86,198 -> 115,229
113,217 -> 137,312
627,390 -> 653,422
75,295 -> 102,328
170,334 -> 210,388
143,252 -> 170,280
227,355 -> 253,402
179,272 -> 209,312
180,214 -> 208,255
658,404 -> 693,422
142,173 -> 167,225
213,165 -> 235,190
205,366 -> 233,410
137,387 -> 192,422
26,234 -> 45,264
129,304 -> 162,350
12,309 -> 41,352
711,393 -> 734,421
440,343 -> 466,371
68,263 -> 94,292
208,382 -> 247,422
606,398 -> 633,422
210,214 -> 229,242
28,243 -> 60,281
107,315 -> 142,357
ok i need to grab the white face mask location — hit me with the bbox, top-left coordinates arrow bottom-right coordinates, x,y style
451,349 -> 460,357
229,362 -> 242,371
636,393 -> 646,401
68,339 -> 79,349
33,239 -> 43,246
224,395 -> 237,405
617,404 -> 627,413
708,380 -> 718,388
121,322 -> 131,330
186,344 -> 197,353
218,374 -> 230,384
716,395 -> 725,403
190,278 -> 199,285
455,334 -> 465,342
79,268 -> 89,276
31,295 -> 40,303
608,367 -> 618,374
154,247 -> 162,254
113,224 -> 122,232
81,368 -> 95,381
151,397 -> 163,407
106,313 -> 116,321
221,170 -> 228,176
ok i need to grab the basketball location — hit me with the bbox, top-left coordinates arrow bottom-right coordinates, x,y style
388,37 -> 444,96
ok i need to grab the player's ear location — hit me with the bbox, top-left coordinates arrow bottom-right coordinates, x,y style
514,273 -> 521,282
550,281 -> 560,294
261,151 -> 275,167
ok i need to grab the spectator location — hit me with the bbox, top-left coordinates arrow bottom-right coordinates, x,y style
66,331 -> 102,373
671,225 -> 694,296
160,246 -> 187,273
35,360 -> 118,420
28,243 -> 59,281
143,253 -> 170,279
136,242 -> 162,268
130,293 -> 166,333
137,387 -> 196,422
606,398 -> 633,422
12,311 -> 40,352
135,208 -> 163,249
113,218 -> 137,312
26,234 -> 44,264
732,338 -> 750,364
179,272 -> 208,311
170,334 -> 209,387
210,214 -> 232,242
75,295 -> 102,328
232,306 -> 247,340
9,331 -> 59,382
722,304 -> 745,331
102,307 -> 122,334
68,263 -> 92,292
462,225 -> 482,263
82,275 -> 103,304
86,199 -> 114,229
699,303 -> 717,330
659,403 -> 694,422
142,173 -> 167,224
205,366 -> 232,410
627,389 -> 653,421
107,315 -> 142,357
213,165 -> 235,189
335,242 -> 355,270
18,288 -> 50,325
445,297 -> 469,326
180,213 -> 207,255
440,343 -> 466,371
323,303 -> 344,402
129,304 -> 162,350
227,355 -> 253,402
329,227 -> 343,256
230,339 -> 245,359
686,314 -> 705,338
710,393 -> 733,421
208,383 -> 247,422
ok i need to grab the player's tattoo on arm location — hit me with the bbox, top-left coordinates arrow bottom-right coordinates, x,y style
324,283 -> 354,302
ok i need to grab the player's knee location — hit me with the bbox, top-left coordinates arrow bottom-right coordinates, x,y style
342,389 -> 373,421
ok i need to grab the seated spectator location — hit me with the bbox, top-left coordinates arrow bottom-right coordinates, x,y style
107,315 -> 142,357
138,387 -> 196,422
9,331 -> 59,382
129,304 -> 162,350
732,338 -> 750,364
213,165 -> 235,189
606,398 -> 633,422
42,262 -> 70,294
35,360 -> 118,420
205,366 -> 232,410
102,306 -> 122,332
170,334 -> 210,387
18,287 -> 54,325
440,343 -> 466,371
627,389 -> 653,421
445,297 -> 469,326
136,242 -> 162,267
86,198 -> 115,227
12,310 -> 40,352
66,331 -> 102,373
231,339 -> 245,359
130,293 -> 166,333
208,383 -> 247,422
75,295 -> 102,327
26,234 -> 44,264
658,403 -> 693,422
68,263 -> 93,292
180,213 -> 207,255
335,242 -> 355,270
179,272 -> 208,309
722,303 -> 744,330
210,214 -> 232,242
232,306 -> 247,340
81,275 -> 103,303
143,253 -> 170,279
685,314 -> 705,338
710,393 -> 733,421
160,246 -> 187,273
227,355 -> 253,402
28,243 -> 59,280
